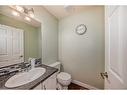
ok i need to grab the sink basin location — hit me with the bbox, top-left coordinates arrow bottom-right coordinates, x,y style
5,67 -> 46,88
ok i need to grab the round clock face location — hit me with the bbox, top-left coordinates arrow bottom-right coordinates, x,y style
75,24 -> 87,35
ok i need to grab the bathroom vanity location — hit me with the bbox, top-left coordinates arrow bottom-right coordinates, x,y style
34,72 -> 57,90
0,63 -> 58,90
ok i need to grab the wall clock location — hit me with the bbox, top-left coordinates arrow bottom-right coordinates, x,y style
75,24 -> 87,35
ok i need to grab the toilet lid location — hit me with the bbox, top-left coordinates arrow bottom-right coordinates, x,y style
57,72 -> 71,81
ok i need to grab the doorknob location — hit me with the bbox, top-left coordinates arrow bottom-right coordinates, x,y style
100,72 -> 108,79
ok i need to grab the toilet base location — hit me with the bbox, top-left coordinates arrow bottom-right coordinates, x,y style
57,83 -> 68,90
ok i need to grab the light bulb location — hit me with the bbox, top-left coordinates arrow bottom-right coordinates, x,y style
29,13 -> 34,18
12,11 -> 20,16
28,9 -> 34,18
15,6 -> 24,13
25,16 -> 31,22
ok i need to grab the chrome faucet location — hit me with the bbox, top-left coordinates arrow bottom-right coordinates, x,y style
19,62 -> 31,72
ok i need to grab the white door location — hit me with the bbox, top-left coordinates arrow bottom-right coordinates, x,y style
0,25 -> 11,67
105,6 -> 126,89
0,24 -> 24,67
11,28 -> 24,64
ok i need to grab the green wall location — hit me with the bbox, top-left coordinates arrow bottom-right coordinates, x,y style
59,6 -> 104,89
0,14 -> 41,62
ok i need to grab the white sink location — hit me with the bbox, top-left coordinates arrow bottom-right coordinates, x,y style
5,67 -> 46,88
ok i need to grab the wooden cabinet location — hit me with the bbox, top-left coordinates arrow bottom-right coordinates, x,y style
33,73 -> 57,90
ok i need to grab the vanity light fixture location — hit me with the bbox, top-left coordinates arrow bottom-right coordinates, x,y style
10,5 -> 34,22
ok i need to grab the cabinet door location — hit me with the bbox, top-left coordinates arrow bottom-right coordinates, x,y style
42,73 -> 57,90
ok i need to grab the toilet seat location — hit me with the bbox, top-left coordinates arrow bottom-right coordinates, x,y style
57,72 -> 71,81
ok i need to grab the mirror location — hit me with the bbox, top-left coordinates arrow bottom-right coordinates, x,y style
0,12 -> 42,67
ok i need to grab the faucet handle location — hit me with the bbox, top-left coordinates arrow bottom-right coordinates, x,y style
28,58 -> 32,63
20,55 -> 23,58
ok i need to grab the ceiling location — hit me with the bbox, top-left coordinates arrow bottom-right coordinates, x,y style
43,6 -> 102,19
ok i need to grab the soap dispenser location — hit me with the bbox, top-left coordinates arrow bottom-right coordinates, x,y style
28,58 -> 35,69
31,58 -> 36,69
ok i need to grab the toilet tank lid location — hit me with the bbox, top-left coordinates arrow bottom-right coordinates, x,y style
48,62 -> 61,67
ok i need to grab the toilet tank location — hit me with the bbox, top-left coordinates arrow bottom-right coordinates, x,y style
48,62 -> 61,72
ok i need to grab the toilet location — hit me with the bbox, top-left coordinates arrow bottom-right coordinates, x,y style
48,62 -> 71,90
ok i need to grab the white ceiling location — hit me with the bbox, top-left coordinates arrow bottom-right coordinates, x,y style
43,6 -> 102,19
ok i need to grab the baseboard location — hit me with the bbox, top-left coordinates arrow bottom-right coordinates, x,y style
72,80 -> 99,90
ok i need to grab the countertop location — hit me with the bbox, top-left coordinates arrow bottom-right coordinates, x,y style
0,64 -> 58,90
